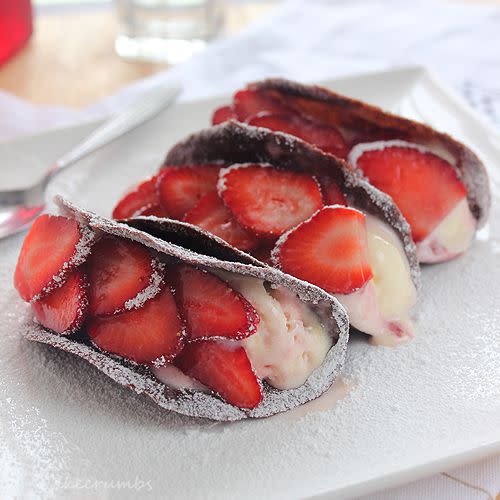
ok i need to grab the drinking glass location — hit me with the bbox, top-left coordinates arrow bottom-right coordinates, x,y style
0,0 -> 33,67
114,0 -> 224,64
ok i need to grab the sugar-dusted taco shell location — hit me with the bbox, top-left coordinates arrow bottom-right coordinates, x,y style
164,121 -> 420,288
23,197 -> 349,421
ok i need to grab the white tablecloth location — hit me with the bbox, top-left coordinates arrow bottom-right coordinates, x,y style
1,0 -> 498,498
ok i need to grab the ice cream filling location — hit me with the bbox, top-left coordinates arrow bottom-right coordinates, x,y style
152,273 -> 332,392
336,215 -> 417,345
223,275 -> 332,390
416,198 -> 476,263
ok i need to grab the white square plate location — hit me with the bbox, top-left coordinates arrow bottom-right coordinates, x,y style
1,66 -> 499,499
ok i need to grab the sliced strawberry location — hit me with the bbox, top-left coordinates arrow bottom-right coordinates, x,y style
351,143 -> 468,241
31,268 -> 88,335
175,339 -> 262,409
87,237 -> 163,317
170,264 -> 259,340
212,105 -> 237,125
248,112 -> 349,159
135,204 -> 167,217
112,175 -> 162,219
319,176 -> 348,206
233,89 -> 288,121
219,164 -> 323,237
14,215 -> 94,302
88,286 -> 184,364
183,192 -> 259,251
272,206 -> 373,295
158,165 -> 221,220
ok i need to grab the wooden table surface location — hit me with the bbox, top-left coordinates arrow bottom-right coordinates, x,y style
0,2 -> 275,108
0,0 -> 496,108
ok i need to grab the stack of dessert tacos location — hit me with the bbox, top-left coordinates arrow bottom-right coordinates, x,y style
14,79 -> 490,420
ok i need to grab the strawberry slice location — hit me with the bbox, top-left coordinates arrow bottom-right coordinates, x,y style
14,215 -> 94,302
134,204 -> 166,217
219,164 -> 323,237
212,105 -> 237,125
183,192 -> 259,251
233,89 -> 288,121
272,206 -> 373,295
112,175 -> 164,219
351,143 -> 468,241
170,264 -> 259,340
158,165 -> 221,220
248,112 -> 349,159
87,237 -> 163,317
319,177 -> 348,206
175,339 -> 262,409
88,286 -> 184,364
31,268 -> 88,335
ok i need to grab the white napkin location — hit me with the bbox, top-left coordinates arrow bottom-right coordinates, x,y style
1,0 -> 498,498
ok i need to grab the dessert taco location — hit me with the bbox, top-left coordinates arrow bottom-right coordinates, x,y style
157,121 -> 420,345
15,197 -> 348,421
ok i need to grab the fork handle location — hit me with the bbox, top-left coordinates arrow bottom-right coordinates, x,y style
45,83 -> 182,182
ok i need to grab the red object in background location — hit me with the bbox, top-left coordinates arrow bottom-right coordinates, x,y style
0,0 -> 33,66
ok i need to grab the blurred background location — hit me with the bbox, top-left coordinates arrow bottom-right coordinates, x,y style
0,0 -> 278,106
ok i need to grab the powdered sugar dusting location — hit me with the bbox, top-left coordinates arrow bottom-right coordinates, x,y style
216,162 -> 270,196
32,223 -> 96,301
348,139 -> 453,167
123,258 -> 164,311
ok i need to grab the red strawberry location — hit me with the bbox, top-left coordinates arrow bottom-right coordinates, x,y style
169,264 -> 259,340
31,268 -> 88,335
112,175 -> 164,219
351,143 -> 468,241
88,286 -> 184,364
14,215 -> 94,302
248,112 -> 349,159
87,237 -> 163,317
233,89 -> 288,121
319,177 -> 348,206
175,339 -> 262,409
158,165 -> 221,220
219,164 -> 323,237
272,206 -> 373,295
212,105 -> 237,125
134,204 -> 166,217
183,192 -> 259,251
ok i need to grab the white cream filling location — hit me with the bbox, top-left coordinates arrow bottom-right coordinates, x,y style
335,215 -> 417,346
151,363 -> 208,392
416,198 -> 476,263
152,273 -> 332,392
221,274 -> 332,390
349,140 -> 476,263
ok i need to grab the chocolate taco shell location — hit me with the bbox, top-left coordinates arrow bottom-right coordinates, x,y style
247,78 -> 490,227
164,121 -> 420,288
22,197 -> 349,421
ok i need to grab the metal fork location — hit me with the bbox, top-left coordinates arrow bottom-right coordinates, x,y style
0,82 -> 182,239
